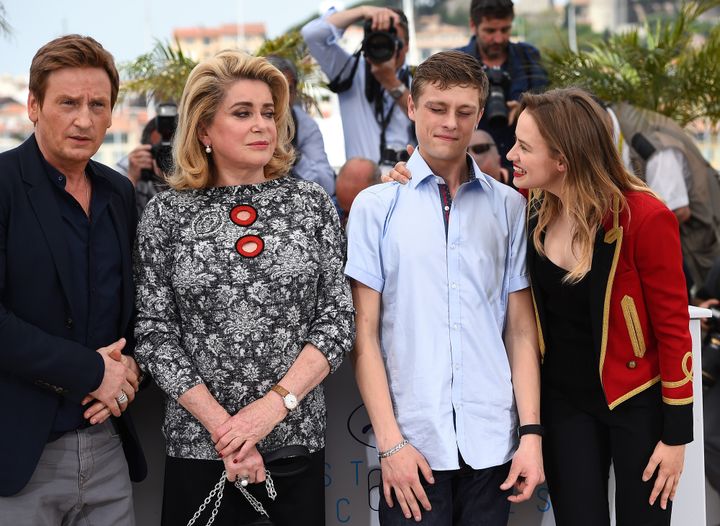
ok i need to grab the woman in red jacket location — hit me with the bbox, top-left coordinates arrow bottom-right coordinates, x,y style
509,87 -> 692,525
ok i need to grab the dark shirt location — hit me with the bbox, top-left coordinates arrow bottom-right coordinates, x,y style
456,37 -> 549,170
534,253 -> 606,410
42,156 -> 122,436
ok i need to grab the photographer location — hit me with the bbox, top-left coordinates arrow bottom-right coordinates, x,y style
266,55 -> 336,196
457,0 -> 548,171
301,5 -> 414,168
117,104 -> 175,216
695,259 -> 720,494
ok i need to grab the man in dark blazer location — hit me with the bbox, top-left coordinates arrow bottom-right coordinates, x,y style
0,35 -> 146,524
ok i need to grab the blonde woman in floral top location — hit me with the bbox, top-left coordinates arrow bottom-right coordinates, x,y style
133,51 -> 354,526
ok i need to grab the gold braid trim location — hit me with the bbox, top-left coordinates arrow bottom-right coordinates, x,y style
661,351 -> 693,389
662,395 -> 694,406
598,203 -> 623,380
608,375 -> 660,410
620,295 -> 646,358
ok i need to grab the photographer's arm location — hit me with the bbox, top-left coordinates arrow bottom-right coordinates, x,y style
327,6 -> 400,32
370,60 -> 409,115
126,144 -> 154,186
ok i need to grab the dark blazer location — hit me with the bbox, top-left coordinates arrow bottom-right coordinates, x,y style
0,135 -> 147,496
528,191 -> 694,445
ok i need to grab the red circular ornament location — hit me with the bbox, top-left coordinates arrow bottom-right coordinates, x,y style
230,205 -> 257,226
235,235 -> 264,258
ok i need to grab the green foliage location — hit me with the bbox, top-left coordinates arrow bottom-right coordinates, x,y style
121,32 -> 324,112
120,40 -> 197,104
544,0 -> 720,126
255,30 -> 322,110
0,3 -> 13,37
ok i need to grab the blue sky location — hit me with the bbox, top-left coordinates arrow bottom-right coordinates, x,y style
0,0 -> 339,75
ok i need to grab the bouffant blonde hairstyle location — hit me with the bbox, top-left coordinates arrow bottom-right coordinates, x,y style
168,51 -> 295,189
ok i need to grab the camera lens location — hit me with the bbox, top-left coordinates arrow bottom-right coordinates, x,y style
486,88 -> 508,128
364,33 -> 396,63
483,67 -> 511,128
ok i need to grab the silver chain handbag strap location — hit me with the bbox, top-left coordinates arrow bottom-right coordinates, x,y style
186,470 -> 277,526
186,472 -> 226,526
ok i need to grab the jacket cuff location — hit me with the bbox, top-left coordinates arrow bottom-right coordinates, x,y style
661,402 -> 694,445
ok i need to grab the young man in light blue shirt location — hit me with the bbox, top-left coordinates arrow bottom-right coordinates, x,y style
345,50 -> 543,525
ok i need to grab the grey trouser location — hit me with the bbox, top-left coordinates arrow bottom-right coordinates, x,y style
0,420 -> 135,525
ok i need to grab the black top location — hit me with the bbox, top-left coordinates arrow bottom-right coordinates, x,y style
535,253 -> 606,409
43,158 -> 122,436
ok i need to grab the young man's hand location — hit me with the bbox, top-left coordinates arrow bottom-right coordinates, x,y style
382,145 -> 415,184
380,444 -> 434,522
500,434 -> 545,502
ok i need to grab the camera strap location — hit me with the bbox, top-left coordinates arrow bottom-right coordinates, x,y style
378,100 -> 398,163
377,66 -> 411,162
327,49 -> 362,94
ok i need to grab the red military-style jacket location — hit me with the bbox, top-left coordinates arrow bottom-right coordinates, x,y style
528,191 -> 693,444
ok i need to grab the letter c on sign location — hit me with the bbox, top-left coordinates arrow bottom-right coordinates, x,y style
337,498 -> 351,523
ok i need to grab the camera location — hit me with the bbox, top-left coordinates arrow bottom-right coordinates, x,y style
362,18 -> 403,63
380,147 -> 410,166
702,307 -> 720,389
141,102 -> 178,181
483,66 -> 512,128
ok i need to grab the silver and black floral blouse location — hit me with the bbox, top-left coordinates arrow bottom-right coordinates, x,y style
133,176 -> 355,459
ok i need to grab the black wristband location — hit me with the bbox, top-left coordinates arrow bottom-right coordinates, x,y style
518,424 -> 544,438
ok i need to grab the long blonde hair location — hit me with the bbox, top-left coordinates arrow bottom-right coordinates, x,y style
168,51 -> 295,190
522,88 -> 653,282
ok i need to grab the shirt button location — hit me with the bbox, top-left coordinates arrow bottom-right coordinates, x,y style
451,283 -> 457,289
444,205 -> 450,211
65,318 -> 73,329
627,360 -> 637,369
450,244 -> 456,250
453,323 -> 459,330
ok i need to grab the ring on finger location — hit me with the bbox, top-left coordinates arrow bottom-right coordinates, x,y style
116,391 -> 128,404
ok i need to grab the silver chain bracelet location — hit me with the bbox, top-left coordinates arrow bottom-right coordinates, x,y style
186,470 -> 276,526
378,438 -> 409,459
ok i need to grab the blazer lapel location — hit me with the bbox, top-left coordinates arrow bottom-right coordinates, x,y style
589,198 -> 624,383
107,190 -> 133,333
20,137 -> 80,316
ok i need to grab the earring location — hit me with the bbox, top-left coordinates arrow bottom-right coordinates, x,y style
205,144 -> 212,154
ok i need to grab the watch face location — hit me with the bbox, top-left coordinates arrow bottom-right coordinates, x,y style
285,394 -> 298,410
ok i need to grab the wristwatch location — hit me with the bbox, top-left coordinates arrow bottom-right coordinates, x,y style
388,84 -> 408,100
270,384 -> 298,411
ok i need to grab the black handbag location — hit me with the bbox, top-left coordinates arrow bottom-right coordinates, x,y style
188,445 -> 312,526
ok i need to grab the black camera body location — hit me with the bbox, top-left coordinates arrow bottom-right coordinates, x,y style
362,19 -> 403,63
380,147 -> 410,167
484,66 -> 512,129
141,102 -> 178,181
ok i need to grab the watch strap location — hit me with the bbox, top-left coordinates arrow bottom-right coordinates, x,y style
389,84 -> 407,100
271,384 -> 290,398
518,424 -> 545,438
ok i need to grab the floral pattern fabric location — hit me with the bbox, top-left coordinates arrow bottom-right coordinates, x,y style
133,177 -> 355,459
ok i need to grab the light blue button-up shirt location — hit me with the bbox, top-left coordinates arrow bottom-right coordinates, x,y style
301,11 -> 414,163
345,150 -> 529,470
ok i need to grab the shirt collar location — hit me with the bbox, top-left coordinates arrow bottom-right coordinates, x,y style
407,148 -> 493,191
